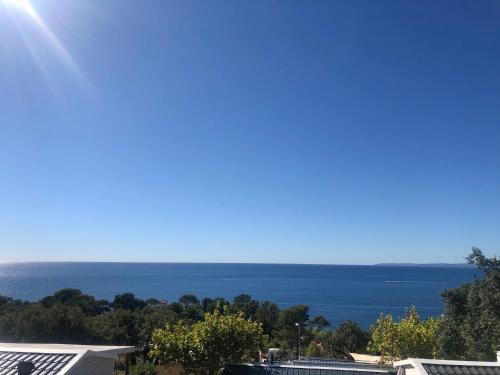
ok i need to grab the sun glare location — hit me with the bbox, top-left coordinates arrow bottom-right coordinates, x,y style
3,0 -> 38,18
2,0 -> 93,94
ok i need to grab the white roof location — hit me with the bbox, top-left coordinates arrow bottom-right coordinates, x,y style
393,358 -> 500,375
394,358 -> 500,368
0,343 -> 135,358
350,353 -> 383,364
254,364 -> 393,373
0,343 -> 135,375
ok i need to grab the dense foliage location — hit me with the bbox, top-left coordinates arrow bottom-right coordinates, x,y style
368,307 -> 441,361
437,248 -> 499,360
129,361 -> 156,375
366,248 -> 499,362
322,320 -> 369,358
0,289 -> 372,362
150,309 -> 267,375
0,290 -> 341,359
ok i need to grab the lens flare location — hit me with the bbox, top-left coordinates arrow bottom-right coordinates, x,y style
2,0 -> 93,94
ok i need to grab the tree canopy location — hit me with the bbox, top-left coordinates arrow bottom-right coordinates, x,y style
438,248 -> 499,360
273,304 -> 309,353
150,309 -> 268,375
368,307 -> 441,362
323,320 -> 369,359
0,289 -> 331,360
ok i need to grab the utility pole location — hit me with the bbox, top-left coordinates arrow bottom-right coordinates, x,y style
295,322 -> 301,360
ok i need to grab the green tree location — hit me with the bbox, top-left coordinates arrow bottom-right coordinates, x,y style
273,305 -> 309,352
438,248 -> 500,360
323,320 -> 369,358
0,303 -> 92,343
368,307 -> 441,362
112,293 -> 146,311
179,294 -> 199,308
232,294 -> 259,320
40,289 -> 109,316
167,302 -> 184,316
93,308 -> 139,346
201,297 -> 229,314
177,294 -> 202,322
310,316 -> 330,330
150,309 -> 268,375
255,301 -> 280,337
0,295 -> 21,311
0,295 -> 12,308
466,248 -> 500,274
136,305 -> 177,358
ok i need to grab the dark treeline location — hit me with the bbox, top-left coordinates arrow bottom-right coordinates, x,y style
0,248 -> 498,362
0,288 -> 368,360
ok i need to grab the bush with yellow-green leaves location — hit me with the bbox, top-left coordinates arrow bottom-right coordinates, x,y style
150,308 -> 268,375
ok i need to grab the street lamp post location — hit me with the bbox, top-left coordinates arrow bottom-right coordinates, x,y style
295,322 -> 301,360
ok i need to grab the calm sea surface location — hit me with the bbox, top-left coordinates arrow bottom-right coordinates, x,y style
0,262 -> 478,327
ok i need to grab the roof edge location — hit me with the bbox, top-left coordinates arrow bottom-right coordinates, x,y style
84,347 -> 136,359
242,364 -> 395,373
394,358 -> 500,368
0,343 -> 135,357
59,353 -> 85,375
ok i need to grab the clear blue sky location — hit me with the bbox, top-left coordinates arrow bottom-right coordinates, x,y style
1,0 -> 499,264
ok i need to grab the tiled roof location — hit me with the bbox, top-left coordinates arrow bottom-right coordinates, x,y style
422,364 -> 500,375
293,361 -> 392,371
0,351 -> 76,375
222,364 -> 397,375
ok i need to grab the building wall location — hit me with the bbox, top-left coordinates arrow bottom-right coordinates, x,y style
66,356 -> 115,375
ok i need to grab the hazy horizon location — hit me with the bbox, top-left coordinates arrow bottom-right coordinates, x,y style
0,259 -> 475,266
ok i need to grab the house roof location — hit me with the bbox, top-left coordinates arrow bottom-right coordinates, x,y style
0,352 -> 76,375
292,360 -> 393,372
0,344 -> 134,358
222,362 -> 396,375
0,343 -> 135,375
422,363 -> 500,375
394,359 -> 500,375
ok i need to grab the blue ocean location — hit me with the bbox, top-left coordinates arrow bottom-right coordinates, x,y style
0,262 -> 478,327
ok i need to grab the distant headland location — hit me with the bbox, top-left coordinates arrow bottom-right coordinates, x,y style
374,263 -> 475,268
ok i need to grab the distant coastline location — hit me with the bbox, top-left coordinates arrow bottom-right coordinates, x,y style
0,260 -> 477,267
375,263 -> 474,268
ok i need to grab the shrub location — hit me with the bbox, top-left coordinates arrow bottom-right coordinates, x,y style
129,361 -> 156,375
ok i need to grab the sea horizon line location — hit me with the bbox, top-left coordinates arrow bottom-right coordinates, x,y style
0,260 -> 473,267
